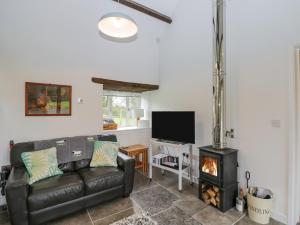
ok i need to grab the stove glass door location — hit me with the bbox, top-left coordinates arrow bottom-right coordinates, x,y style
201,156 -> 218,177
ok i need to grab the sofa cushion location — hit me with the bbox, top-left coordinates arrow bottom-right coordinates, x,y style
90,141 -> 119,168
78,167 -> 124,195
28,172 -> 84,211
21,147 -> 63,185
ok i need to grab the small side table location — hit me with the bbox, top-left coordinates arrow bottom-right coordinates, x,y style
119,144 -> 148,173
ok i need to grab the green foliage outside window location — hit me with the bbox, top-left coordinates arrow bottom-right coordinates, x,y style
102,94 -> 141,128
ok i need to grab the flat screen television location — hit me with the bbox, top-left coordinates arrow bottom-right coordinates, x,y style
152,111 -> 195,144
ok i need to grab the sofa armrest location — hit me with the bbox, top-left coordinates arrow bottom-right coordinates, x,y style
117,152 -> 135,196
6,167 -> 30,225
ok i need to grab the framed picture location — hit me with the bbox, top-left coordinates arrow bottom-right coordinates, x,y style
25,82 -> 72,116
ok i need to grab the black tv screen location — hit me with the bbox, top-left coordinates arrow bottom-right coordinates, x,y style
152,111 -> 195,144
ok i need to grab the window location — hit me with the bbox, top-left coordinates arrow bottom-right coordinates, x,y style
102,91 -> 141,128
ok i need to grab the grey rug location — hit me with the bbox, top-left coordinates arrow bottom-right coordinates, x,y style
110,213 -> 157,225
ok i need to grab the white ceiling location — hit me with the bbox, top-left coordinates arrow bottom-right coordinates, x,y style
135,0 -> 180,17
0,0 -> 181,83
0,0 -> 181,49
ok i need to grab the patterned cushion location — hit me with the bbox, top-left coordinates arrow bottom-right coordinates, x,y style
90,141 -> 119,167
21,147 -> 63,185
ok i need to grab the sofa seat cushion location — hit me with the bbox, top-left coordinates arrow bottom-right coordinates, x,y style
78,167 -> 124,195
28,172 -> 84,211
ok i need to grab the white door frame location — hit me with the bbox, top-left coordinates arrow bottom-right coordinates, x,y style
288,47 -> 300,225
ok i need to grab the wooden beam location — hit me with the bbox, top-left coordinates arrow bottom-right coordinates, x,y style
112,0 -> 172,24
92,77 -> 159,93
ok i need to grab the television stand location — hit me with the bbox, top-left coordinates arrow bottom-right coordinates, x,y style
155,139 -> 187,145
149,139 -> 193,192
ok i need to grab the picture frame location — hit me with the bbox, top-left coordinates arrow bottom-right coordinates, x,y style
25,82 -> 72,116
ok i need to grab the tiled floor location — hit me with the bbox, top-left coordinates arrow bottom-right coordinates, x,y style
0,168 -> 285,225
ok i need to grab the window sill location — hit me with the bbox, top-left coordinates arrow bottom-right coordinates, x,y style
102,127 -> 150,133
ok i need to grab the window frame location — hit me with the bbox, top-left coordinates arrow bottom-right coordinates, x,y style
102,91 -> 142,128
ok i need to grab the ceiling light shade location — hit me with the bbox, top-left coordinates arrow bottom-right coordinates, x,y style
98,12 -> 138,41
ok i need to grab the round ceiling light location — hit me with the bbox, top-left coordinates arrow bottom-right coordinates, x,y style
98,12 -> 138,42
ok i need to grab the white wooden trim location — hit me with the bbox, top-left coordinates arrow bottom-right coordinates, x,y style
288,47 -> 300,225
296,48 -> 300,225
272,211 -> 288,225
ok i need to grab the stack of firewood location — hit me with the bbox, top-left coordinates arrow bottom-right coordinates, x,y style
202,184 -> 221,208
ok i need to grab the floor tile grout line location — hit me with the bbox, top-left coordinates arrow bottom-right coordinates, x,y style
132,185 -> 192,220
138,170 -> 219,223
155,178 -> 205,209
150,173 -> 193,197
151,205 -> 176,217
136,170 -> 234,224
132,183 -> 159,195
232,214 -> 246,225
132,175 -> 183,220
129,196 -> 143,212
92,207 -> 133,223
134,181 -> 181,205
153,180 -> 182,198
150,176 -> 247,224
139,168 -> 186,194
86,209 -> 95,225
133,173 -> 179,196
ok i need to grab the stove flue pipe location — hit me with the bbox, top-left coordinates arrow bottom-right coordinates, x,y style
212,0 -> 226,149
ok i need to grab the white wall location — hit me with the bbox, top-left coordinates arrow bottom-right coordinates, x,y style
0,0 -> 159,167
1,0 -> 300,222
152,0 -> 300,223
151,0 -> 213,185
103,128 -> 151,147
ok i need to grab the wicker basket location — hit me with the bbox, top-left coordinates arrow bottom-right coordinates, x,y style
103,123 -> 118,130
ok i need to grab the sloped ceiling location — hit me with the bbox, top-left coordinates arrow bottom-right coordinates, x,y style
1,0 -> 180,41
136,0 -> 180,17
100,0 -> 181,38
0,0 -> 181,83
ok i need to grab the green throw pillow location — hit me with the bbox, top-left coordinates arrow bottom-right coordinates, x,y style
90,141 -> 119,167
21,147 -> 63,185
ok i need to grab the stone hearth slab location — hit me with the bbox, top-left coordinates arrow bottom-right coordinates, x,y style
167,180 -> 199,199
93,208 -> 137,225
132,185 -> 178,215
192,206 -> 244,225
173,196 -> 207,216
133,171 -> 158,193
152,206 -> 202,225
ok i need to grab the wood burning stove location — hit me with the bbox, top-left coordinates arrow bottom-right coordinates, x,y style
196,0 -> 239,212
199,146 -> 238,212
